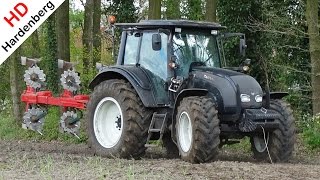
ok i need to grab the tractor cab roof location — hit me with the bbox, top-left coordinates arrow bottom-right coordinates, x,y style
116,20 -> 226,31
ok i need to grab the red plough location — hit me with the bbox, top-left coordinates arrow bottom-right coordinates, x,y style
20,57 -> 89,138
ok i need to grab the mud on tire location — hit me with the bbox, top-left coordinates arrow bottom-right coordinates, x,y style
176,96 -> 220,163
86,79 -> 151,159
251,99 -> 295,162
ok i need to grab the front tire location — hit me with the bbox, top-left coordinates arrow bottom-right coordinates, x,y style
86,79 -> 151,159
251,99 -> 295,162
176,96 -> 220,163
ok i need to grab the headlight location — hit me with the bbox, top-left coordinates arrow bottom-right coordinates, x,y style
240,94 -> 251,103
255,95 -> 263,103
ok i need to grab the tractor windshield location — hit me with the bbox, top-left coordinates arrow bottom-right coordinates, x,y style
173,30 -> 221,76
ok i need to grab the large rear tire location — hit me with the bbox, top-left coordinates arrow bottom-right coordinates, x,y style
176,96 -> 220,163
86,79 -> 151,159
251,99 -> 295,162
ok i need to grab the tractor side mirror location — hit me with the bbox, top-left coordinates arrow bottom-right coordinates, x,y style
152,34 -> 162,51
240,38 -> 247,57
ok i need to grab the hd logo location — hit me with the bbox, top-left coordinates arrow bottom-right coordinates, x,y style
0,0 -> 66,65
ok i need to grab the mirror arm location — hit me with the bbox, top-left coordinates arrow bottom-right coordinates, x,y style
111,25 -> 116,62
221,33 -> 245,39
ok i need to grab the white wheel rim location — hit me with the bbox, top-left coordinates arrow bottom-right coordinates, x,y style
253,134 -> 269,153
178,112 -> 193,153
93,97 -> 123,148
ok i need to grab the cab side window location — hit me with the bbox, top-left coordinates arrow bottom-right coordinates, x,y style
124,32 -> 139,65
139,32 -> 168,80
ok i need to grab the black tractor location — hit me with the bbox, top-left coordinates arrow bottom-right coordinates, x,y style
86,20 -> 295,163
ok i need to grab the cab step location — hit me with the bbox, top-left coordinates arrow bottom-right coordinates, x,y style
146,113 -> 168,145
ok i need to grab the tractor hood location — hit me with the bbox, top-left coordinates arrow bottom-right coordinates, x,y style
191,66 -> 263,111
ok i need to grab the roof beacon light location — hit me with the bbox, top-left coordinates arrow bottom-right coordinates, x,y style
109,15 -> 116,25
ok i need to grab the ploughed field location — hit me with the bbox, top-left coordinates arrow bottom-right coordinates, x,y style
0,139 -> 319,180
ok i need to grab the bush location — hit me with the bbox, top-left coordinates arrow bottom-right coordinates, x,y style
303,114 -> 320,149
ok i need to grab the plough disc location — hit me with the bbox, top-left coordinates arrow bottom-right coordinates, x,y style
23,66 -> 46,90
23,107 -> 47,134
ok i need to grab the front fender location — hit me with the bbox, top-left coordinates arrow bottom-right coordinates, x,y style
89,66 -> 158,107
264,92 -> 289,99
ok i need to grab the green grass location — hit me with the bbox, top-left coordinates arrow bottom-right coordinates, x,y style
0,107 -> 87,143
222,137 -> 252,153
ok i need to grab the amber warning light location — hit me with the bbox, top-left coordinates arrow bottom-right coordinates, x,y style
108,15 -> 116,25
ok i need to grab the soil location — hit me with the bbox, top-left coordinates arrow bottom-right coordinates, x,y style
0,139 -> 319,180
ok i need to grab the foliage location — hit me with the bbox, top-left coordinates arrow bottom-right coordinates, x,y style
186,0 -> 204,20
0,61 -> 10,103
43,14 -> 59,94
103,0 -> 137,23
218,0 -> 312,122
164,0 -> 181,19
70,9 -> 84,29
303,114 -> 320,149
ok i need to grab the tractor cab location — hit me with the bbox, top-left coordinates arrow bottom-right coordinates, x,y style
117,20 -> 226,77
112,20 -> 248,106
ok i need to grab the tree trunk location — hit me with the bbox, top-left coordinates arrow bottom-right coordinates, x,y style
56,0 -> 70,61
9,48 -> 22,123
30,30 -> 40,58
148,0 -> 161,19
205,0 -> 217,22
45,14 -> 59,94
83,0 -> 94,74
92,0 -> 101,68
306,0 -> 320,115
166,0 -> 180,19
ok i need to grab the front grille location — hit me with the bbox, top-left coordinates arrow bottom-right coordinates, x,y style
244,109 -> 280,120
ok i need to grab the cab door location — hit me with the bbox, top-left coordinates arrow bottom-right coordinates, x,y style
138,31 -> 170,105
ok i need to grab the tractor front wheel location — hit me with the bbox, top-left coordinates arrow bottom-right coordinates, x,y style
176,96 -> 220,163
251,99 -> 295,162
86,79 -> 151,159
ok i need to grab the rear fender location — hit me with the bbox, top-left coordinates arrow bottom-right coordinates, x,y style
89,66 -> 158,107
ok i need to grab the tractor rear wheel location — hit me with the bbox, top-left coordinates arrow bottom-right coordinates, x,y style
251,99 -> 295,162
175,96 -> 220,163
86,79 -> 151,159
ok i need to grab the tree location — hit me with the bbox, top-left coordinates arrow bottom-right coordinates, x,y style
218,1 -> 266,84
56,0 -> 70,61
92,0 -> 102,66
165,0 -> 180,19
148,0 -> 161,19
44,14 -> 59,94
105,0 -> 137,23
205,0 -> 217,22
187,0 -> 203,20
83,0 -> 101,73
30,30 -> 40,58
306,0 -> 320,115
9,48 -> 23,123
83,0 -> 94,74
